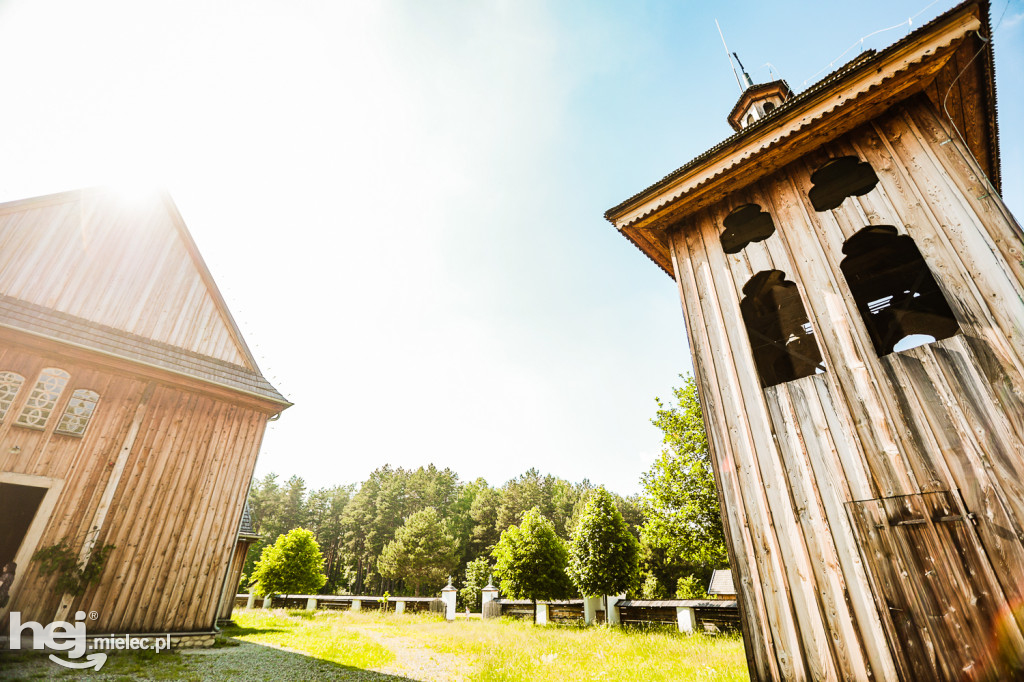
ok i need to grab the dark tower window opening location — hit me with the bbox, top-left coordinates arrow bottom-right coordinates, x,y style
763,101 -> 775,113
720,204 -> 776,254
740,270 -> 826,387
840,225 -> 960,355
809,156 -> 880,211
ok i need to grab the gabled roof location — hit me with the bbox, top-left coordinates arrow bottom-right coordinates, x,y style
0,188 -> 289,409
605,0 -> 999,277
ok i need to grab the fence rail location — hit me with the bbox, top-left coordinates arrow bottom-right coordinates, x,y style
234,593 -> 740,634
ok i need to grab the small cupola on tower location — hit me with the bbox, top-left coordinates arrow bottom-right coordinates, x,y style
727,78 -> 793,131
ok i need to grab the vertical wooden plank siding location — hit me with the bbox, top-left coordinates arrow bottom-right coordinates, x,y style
0,192 -> 250,367
659,97 -> 1024,678
0,341 -> 273,634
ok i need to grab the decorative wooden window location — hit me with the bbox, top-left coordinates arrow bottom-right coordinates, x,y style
740,270 -> 825,387
808,156 -> 879,211
840,226 -> 960,355
0,372 -> 24,422
15,368 -> 70,430
55,389 -> 100,437
720,204 -> 776,254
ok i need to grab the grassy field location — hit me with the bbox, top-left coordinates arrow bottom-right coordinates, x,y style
0,609 -> 749,681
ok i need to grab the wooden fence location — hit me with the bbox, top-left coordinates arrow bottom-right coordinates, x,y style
487,598 -> 739,633
235,593 -> 739,634
235,594 -> 442,614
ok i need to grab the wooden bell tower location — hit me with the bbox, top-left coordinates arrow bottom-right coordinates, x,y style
607,2 -> 1024,679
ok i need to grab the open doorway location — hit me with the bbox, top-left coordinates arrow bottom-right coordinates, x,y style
0,473 -> 63,623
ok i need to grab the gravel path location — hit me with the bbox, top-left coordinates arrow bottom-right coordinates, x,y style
348,626 -> 468,682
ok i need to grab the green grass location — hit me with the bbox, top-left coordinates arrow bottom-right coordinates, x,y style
224,609 -> 395,670
2,609 -> 748,681
267,609 -> 749,681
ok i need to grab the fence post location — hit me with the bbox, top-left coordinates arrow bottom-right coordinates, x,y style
676,605 -> 696,634
246,593 -> 255,609
583,596 -> 602,625
395,600 -> 405,615
441,578 -> 457,621
306,597 -> 317,611
351,599 -> 361,611
535,603 -> 549,626
606,595 -> 624,626
481,577 -> 499,609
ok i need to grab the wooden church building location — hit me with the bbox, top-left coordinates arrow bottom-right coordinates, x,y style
607,1 -> 1024,679
0,188 -> 289,637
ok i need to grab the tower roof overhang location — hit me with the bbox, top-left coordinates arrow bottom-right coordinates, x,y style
605,0 -> 999,278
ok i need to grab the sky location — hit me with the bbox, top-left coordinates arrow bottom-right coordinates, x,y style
0,0 -> 1019,497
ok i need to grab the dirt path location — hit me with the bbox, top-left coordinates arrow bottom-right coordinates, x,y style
349,626 -> 470,682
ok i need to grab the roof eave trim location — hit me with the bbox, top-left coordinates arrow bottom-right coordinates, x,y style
606,4 -> 982,231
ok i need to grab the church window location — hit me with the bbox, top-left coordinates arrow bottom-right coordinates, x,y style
740,270 -> 825,387
16,368 -> 70,430
0,372 -> 24,422
840,226 -> 960,355
808,156 -> 879,211
720,204 -> 776,254
55,389 -> 100,437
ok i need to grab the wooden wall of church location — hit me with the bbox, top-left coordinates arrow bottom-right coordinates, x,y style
667,97 -> 1024,680
0,335 -> 269,634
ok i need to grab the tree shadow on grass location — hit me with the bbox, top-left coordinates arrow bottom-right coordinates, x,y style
0,640 -> 419,681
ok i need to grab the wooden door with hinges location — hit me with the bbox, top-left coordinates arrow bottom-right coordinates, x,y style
848,490 -> 1022,680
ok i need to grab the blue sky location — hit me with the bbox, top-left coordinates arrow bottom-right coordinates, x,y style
0,1 -> 1019,496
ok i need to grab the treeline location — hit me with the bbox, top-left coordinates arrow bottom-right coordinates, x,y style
243,376 -> 726,601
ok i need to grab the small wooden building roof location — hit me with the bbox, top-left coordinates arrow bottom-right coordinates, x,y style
707,569 -> 736,596
726,80 -> 793,131
238,502 -> 261,541
0,188 -> 289,410
605,0 -> 999,277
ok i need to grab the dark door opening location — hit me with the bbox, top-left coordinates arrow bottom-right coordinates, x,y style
0,482 -> 47,568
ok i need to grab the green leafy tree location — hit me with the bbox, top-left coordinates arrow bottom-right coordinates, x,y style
458,556 -> 491,611
492,507 -> 575,606
377,507 -> 458,596
640,375 -> 728,585
567,487 -> 640,611
249,528 -> 326,597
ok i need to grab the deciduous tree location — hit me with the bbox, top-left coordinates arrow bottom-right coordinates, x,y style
640,375 -> 728,585
249,528 -> 326,597
492,507 -> 574,606
567,487 -> 640,608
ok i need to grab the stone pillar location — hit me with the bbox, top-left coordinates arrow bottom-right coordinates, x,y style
606,594 -> 625,626
306,597 -> 317,611
676,605 -> 696,634
481,578 -> 499,608
583,596 -> 602,625
535,603 -> 549,626
262,596 -> 272,609
441,578 -> 457,621
246,593 -> 255,609
395,600 -> 406,615
351,599 -> 361,612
